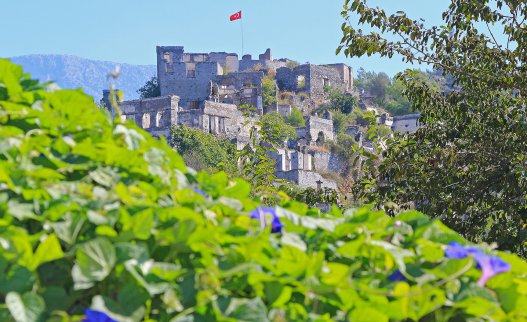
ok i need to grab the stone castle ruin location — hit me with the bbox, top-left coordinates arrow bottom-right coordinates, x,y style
103,45 -> 414,190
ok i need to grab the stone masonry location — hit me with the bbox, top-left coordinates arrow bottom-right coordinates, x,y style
276,64 -> 353,102
105,45 -> 361,192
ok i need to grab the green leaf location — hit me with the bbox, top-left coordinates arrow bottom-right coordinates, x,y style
264,282 -> 293,308
6,292 -> 45,322
349,307 -> 388,322
226,297 -> 269,322
281,233 -> 307,252
30,234 -> 64,271
41,287 -> 70,312
49,214 -> 85,246
453,297 -> 506,320
90,294 -> 146,322
131,209 -> 154,240
224,179 -> 251,198
73,238 -> 116,289
321,263 -> 350,285
0,266 -> 35,294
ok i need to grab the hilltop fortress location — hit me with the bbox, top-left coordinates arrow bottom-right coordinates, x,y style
103,46 -> 418,190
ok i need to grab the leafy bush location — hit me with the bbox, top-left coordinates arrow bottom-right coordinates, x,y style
260,112 -> 296,144
330,133 -> 358,166
262,75 -> 277,109
137,76 -> 160,99
330,110 -> 355,134
285,107 -> 305,127
170,125 -> 237,174
326,87 -> 358,114
2,60 -> 527,322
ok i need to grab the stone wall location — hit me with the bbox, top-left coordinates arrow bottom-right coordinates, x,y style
311,151 -> 346,174
326,63 -> 353,91
312,151 -> 330,173
380,113 -> 394,126
238,48 -> 285,72
216,71 -> 264,110
276,64 -> 311,93
157,47 -> 181,95
159,62 -> 222,108
177,101 -> 242,139
119,95 -> 179,138
302,115 -> 334,145
276,170 -> 337,190
269,148 -> 313,173
277,104 -> 292,118
209,52 -> 239,72
276,64 -> 351,101
309,65 -> 348,100
392,114 -> 420,133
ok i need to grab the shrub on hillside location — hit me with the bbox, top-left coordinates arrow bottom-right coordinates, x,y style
170,125 -> 237,174
1,60 -> 527,322
285,107 -> 305,127
262,75 -> 277,109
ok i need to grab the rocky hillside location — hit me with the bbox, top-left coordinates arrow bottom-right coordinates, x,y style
10,55 -> 156,101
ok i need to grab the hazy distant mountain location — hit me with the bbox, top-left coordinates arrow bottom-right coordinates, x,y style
9,55 -> 156,101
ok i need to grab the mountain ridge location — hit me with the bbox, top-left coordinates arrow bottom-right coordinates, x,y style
9,54 -> 156,101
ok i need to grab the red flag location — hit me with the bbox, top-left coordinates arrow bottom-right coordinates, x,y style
230,11 -> 242,21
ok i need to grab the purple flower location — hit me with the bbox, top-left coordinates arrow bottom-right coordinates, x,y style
84,309 -> 116,322
191,185 -> 208,198
249,206 -> 283,233
444,241 -> 511,286
471,251 -> 512,287
444,241 -> 470,259
388,269 -> 407,282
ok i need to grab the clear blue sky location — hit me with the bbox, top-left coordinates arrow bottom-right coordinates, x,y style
0,0 -> 451,75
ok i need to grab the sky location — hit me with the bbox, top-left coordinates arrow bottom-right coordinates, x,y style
0,0 -> 452,76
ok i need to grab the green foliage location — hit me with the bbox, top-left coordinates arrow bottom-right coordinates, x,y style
372,125 -> 392,139
330,110 -> 355,134
326,87 -> 358,114
262,77 -> 277,106
355,68 -> 441,116
137,76 -> 160,99
286,60 -> 300,69
339,0 -> 527,256
297,76 -> 305,89
291,187 -> 339,207
236,108 -> 286,202
260,112 -> 297,144
285,107 -> 306,127
262,75 -> 277,108
330,133 -> 358,165
384,78 -> 412,116
2,60 -> 527,322
170,125 -> 237,174
356,69 -> 390,104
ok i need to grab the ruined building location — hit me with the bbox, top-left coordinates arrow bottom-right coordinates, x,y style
103,45 -> 354,190
275,63 -> 353,112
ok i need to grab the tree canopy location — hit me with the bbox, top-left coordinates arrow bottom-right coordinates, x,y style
137,76 -> 160,99
339,0 -> 527,256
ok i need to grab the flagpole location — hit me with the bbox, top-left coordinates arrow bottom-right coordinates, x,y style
240,12 -> 244,56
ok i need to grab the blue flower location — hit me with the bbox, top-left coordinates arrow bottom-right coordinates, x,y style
444,241 -> 511,286
444,241 -> 470,259
388,269 -> 407,282
84,309 -> 116,322
191,185 -> 208,198
471,251 -> 512,287
249,206 -> 283,233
